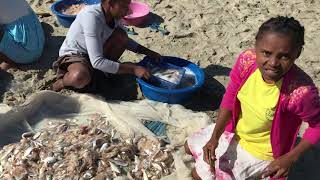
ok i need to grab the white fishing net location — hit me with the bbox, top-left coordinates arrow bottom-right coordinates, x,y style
0,90 -> 211,179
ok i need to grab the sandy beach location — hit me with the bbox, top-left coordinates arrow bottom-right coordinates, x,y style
2,0 -> 320,108
1,0 -> 320,179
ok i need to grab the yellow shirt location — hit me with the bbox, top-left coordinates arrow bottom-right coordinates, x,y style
236,69 -> 282,160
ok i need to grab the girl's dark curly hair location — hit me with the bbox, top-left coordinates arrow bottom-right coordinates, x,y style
256,16 -> 305,49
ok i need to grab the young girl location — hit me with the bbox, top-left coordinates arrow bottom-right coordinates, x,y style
185,16 -> 320,180
52,0 -> 161,92
0,0 -> 45,70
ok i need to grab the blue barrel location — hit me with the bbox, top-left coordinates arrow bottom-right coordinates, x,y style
137,56 -> 205,104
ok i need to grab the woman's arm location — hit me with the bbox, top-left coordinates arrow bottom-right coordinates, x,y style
202,108 -> 232,173
126,38 -> 161,61
82,13 -> 120,74
211,108 -> 232,140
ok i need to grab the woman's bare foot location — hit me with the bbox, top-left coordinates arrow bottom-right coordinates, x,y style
52,79 -> 64,92
0,61 -> 17,71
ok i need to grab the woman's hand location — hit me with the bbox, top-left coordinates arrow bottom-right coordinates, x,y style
203,137 -> 219,173
146,50 -> 161,62
118,63 -> 150,79
261,153 -> 295,178
133,65 -> 151,79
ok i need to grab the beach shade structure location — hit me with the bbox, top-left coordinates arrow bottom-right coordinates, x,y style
122,1 -> 150,27
137,56 -> 205,104
51,0 -> 100,28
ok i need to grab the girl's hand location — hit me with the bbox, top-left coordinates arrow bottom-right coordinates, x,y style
261,153 -> 295,178
203,137 -> 219,173
262,137 -> 312,179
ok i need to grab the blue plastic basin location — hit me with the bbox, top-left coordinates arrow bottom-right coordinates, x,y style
137,56 -> 205,104
51,0 -> 100,28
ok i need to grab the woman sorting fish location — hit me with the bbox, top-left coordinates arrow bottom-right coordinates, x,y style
52,0 -> 161,92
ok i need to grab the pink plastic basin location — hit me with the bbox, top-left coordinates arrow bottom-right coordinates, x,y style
122,1 -> 150,27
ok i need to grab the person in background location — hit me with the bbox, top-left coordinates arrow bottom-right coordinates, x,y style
0,0 -> 45,70
185,16 -> 320,180
52,0 -> 161,92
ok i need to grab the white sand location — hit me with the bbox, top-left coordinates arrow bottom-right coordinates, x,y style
3,0 -> 320,105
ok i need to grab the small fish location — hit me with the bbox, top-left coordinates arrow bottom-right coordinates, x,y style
22,147 -> 34,159
109,161 -> 121,174
32,132 -> 42,140
43,156 -> 57,164
99,143 -> 109,152
109,158 -> 128,167
83,171 -> 93,179
151,163 -> 163,172
21,132 -> 34,139
142,169 -> 149,180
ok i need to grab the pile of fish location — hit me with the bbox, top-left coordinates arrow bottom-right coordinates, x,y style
61,4 -> 87,15
152,68 -> 183,85
0,119 -> 175,179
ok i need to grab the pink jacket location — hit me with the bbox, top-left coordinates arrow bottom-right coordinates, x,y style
221,49 -> 320,159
